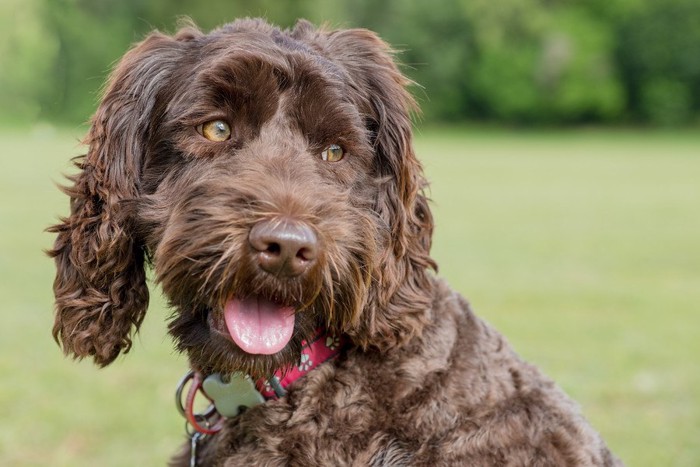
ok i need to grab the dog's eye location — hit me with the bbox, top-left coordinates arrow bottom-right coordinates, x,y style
321,144 -> 344,162
198,120 -> 231,142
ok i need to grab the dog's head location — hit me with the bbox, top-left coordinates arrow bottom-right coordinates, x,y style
50,19 -> 436,377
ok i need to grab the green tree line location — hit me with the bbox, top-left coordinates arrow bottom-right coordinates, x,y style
2,0 -> 699,126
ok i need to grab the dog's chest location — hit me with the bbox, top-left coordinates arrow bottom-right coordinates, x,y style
180,287 -> 619,466
186,296 -> 504,464
195,355 -> 461,466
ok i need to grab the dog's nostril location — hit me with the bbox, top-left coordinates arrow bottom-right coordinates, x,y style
296,247 -> 313,262
249,218 -> 318,277
266,243 -> 281,255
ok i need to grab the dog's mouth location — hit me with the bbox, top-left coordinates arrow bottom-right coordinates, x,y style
211,295 -> 296,355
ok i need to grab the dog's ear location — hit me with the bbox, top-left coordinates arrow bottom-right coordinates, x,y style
324,28 -> 437,349
48,31 -> 190,366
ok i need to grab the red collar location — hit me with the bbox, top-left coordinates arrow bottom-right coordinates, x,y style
255,329 -> 348,399
177,328 -> 348,435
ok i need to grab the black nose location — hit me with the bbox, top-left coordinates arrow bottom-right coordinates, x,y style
249,218 -> 318,277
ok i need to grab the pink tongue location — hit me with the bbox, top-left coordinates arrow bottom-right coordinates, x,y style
223,296 -> 295,355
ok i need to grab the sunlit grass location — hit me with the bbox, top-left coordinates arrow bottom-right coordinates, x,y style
1,126 -> 698,466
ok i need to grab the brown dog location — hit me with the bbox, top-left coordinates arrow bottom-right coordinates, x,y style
49,19 -> 621,466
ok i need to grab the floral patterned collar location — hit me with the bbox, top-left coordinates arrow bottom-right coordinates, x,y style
255,328 -> 348,399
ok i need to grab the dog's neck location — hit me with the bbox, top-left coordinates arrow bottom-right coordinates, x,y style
254,328 -> 349,399
178,328 -> 349,436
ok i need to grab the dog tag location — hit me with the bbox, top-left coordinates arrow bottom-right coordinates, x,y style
202,373 -> 265,417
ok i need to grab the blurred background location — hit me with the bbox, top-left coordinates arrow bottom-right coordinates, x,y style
1,0 -> 698,465
4,0 -> 700,126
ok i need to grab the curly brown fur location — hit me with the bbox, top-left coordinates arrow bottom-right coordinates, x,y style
50,18 -> 621,466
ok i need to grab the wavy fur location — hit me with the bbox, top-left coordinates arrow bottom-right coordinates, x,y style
50,18 -> 620,466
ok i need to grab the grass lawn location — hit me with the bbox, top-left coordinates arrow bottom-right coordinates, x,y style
1,126 -> 698,465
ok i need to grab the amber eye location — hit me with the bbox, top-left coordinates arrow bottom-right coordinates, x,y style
198,120 -> 231,142
321,144 -> 344,162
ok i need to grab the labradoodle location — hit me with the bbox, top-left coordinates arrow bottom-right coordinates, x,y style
49,18 -> 622,466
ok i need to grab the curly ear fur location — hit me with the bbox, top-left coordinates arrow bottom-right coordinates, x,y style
323,28 -> 437,350
48,31 -> 191,366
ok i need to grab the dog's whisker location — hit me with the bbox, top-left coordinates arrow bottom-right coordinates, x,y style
204,241 -> 238,283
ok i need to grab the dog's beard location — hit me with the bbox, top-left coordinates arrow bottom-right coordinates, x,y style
167,303 -> 318,379
156,222 -> 374,379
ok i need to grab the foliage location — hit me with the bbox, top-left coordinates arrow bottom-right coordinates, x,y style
1,0 -> 699,125
616,0 -> 700,125
0,0 -> 58,124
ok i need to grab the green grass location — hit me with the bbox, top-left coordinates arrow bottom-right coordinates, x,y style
1,126 -> 698,465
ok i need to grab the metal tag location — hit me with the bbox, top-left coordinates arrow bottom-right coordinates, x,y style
202,372 -> 265,417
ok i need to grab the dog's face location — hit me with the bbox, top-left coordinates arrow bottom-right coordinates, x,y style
50,19 -> 435,377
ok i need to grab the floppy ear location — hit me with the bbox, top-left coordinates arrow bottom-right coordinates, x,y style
48,31 -> 188,366
324,28 -> 437,349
